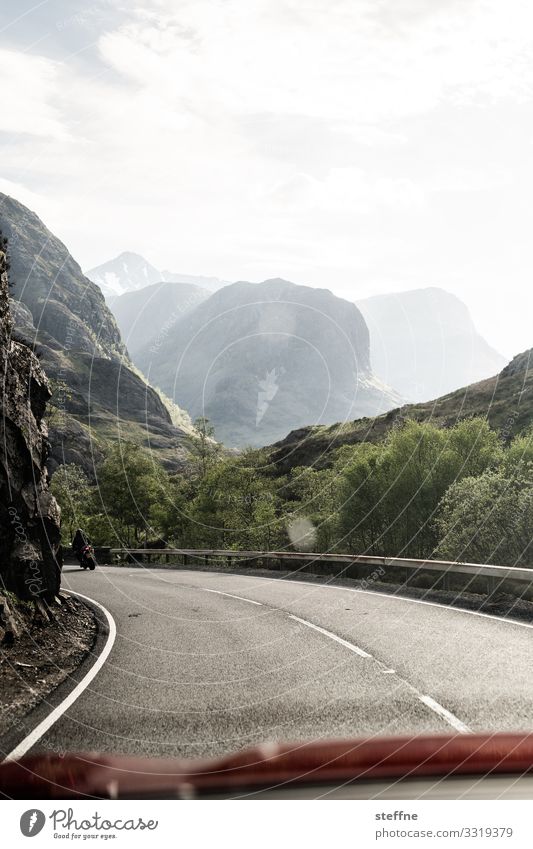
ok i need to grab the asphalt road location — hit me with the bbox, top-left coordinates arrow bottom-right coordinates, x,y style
30,566 -> 533,759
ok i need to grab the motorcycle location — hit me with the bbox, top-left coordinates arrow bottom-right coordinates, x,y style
77,543 -> 96,571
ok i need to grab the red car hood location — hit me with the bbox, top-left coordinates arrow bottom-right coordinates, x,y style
1,733 -> 533,799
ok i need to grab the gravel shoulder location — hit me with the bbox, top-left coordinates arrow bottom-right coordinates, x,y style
0,593 -> 96,739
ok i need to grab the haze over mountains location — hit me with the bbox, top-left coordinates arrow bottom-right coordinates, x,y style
0,195 -> 191,476
136,278 -> 401,447
0,193 -> 510,460
95,250 -> 506,445
357,288 -> 506,402
86,252 -> 228,300
109,281 -> 209,359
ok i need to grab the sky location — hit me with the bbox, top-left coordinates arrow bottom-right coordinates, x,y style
1,0 -> 533,357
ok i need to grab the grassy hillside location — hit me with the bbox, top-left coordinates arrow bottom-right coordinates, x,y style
269,347 -> 533,472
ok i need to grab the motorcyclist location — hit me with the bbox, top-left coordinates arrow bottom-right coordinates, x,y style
72,528 -> 91,563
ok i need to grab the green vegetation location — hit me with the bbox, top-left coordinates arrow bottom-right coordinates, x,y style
51,464 -> 94,539
50,417 -> 533,568
270,350 -> 533,474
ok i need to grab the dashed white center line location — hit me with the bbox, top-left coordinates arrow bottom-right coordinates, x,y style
418,695 -> 471,734
288,614 -> 470,734
201,584 -> 471,735
203,588 -> 263,606
289,614 -> 373,658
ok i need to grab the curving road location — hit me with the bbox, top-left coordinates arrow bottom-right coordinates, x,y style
16,567 -> 533,759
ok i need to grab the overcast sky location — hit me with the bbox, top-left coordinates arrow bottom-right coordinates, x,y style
1,0 -> 533,357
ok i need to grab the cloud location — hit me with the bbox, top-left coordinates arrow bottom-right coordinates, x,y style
2,0 -> 533,357
0,49 -> 67,138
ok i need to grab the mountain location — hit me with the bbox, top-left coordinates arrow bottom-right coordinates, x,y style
161,271 -> 229,293
357,287 -> 506,402
0,194 -> 191,476
136,278 -> 401,448
108,281 -> 209,358
86,252 -> 229,299
270,346 -> 533,473
85,252 -> 162,299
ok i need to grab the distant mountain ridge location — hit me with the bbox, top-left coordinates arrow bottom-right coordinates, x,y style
86,251 -> 229,299
136,277 -> 401,448
0,194 -> 191,476
357,287 -> 505,402
108,281 -> 209,358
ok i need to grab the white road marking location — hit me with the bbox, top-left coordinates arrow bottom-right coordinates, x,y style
2,592 -> 117,762
112,565 -> 533,631
289,614 -> 471,734
418,695 -> 471,734
247,574 -> 533,631
203,588 -> 263,606
289,614 -> 372,657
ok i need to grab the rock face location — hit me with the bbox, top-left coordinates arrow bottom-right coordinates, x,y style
108,281 -> 209,358
501,347 -> 532,378
137,278 -> 401,447
0,194 -> 191,476
2,194 -> 124,358
357,287 -> 506,402
0,248 -> 62,601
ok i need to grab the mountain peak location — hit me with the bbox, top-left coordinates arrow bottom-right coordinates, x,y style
87,253 -> 229,298
135,275 -> 399,448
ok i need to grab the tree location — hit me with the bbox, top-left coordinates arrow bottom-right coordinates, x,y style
155,473 -> 195,545
51,464 -> 94,540
435,469 -> 533,567
336,418 -> 501,557
502,427 -> 533,476
283,465 -> 339,552
186,417 -> 221,479
185,451 -> 284,550
97,442 -> 170,545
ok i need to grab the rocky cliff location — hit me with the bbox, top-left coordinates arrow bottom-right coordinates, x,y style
357,287 -> 506,402
0,194 -> 191,476
0,247 -> 61,601
137,278 -> 401,447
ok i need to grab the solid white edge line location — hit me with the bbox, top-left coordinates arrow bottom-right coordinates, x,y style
102,564 -> 533,631
2,592 -> 117,762
289,614 -> 372,657
203,588 -> 262,606
419,695 -> 471,734
255,575 -> 533,631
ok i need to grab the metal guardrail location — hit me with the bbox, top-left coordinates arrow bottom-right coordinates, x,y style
108,548 -> 533,600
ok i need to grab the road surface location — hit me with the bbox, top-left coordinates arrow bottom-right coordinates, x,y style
16,567 -> 533,759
